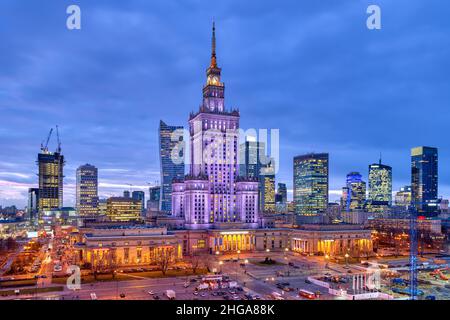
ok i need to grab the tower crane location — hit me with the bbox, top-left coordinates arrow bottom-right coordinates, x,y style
41,128 -> 53,153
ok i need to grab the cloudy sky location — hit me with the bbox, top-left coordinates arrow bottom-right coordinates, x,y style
0,0 -> 449,208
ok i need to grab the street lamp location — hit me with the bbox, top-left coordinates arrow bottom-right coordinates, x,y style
344,253 -> 350,267
219,260 -> 223,273
325,254 -> 330,268
237,250 -> 241,261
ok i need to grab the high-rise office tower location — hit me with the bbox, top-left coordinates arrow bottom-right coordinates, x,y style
411,146 -> 438,215
171,22 -> 259,228
76,164 -> 99,216
293,153 -> 329,223
123,190 -> 130,198
159,120 -> 185,213
148,186 -> 161,212
132,190 -> 145,214
37,149 -> 64,214
343,172 -> 366,211
260,160 -> 276,213
367,159 -> 392,212
27,188 -> 39,222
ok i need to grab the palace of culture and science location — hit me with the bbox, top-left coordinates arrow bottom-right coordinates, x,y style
70,24 -> 373,269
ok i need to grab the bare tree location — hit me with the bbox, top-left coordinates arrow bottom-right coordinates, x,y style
156,248 -> 174,275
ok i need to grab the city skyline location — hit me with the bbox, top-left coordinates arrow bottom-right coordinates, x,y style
1,1 -> 450,207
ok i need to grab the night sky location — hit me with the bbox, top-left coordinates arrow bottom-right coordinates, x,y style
1,0 -> 449,208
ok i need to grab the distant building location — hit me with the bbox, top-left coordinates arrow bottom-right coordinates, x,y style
239,138 -> 267,179
342,210 -> 369,225
37,150 -> 64,214
395,186 -> 412,208
132,190 -> 145,214
260,160 -> 276,213
275,183 -> 287,213
411,146 -> 439,216
106,197 -> 142,222
342,172 -> 366,212
98,199 -> 107,215
159,120 -> 185,213
367,160 -> 392,212
123,190 -> 130,198
147,186 -> 161,212
27,188 -> 39,222
293,153 -> 329,223
76,164 -> 99,216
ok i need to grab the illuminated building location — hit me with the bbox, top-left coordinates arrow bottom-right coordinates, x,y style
37,150 -> 64,215
395,186 -> 412,208
367,159 -> 392,212
411,146 -> 439,216
132,190 -> 145,215
73,225 -> 182,269
27,188 -> 39,222
171,22 -> 259,229
106,197 -> 142,222
159,120 -> 185,213
343,172 -> 366,212
260,160 -> 276,213
293,153 -> 329,223
98,199 -> 107,215
76,164 -> 99,216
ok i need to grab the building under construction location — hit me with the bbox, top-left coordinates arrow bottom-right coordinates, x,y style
37,127 -> 65,216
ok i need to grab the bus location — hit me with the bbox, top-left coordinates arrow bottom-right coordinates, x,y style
299,289 -> 316,300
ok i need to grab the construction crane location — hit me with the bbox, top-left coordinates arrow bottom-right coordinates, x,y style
409,205 -> 418,300
55,125 -> 61,153
40,128 -> 53,153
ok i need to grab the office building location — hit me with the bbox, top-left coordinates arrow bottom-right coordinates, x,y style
159,120 -> 185,213
293,153 -> 329,223
132,190 -> 146,214
106,197 -> 142,222
76,164 -> 99,216
27,188 -> 39,222
37,150 -> 64,214
411,146 -> 438,215
367,160 -> 392,212
148,186 -> 161,212
343,172 -> 366,211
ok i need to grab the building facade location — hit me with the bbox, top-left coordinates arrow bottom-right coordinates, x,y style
293,153 -> 329,223
411,146 -> 438,216
132,190 -> 146,215
159,120 -> 185,213
367,160 -> 392,212
76,164 -> 99,216
106,197 -> 142,222
27,188 -> 39,222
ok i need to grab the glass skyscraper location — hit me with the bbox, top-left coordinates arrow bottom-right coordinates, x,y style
260,160 -> 276,213
367,160 -> 392,212
159,120 -> 185,213
132,190 -> 146,215
76,164 -> 99,216
293,153 -> 329,222
411,146 -> 438,215
343,172 -> 366,212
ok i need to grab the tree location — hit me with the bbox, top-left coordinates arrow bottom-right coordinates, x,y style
156,247 -> 174,275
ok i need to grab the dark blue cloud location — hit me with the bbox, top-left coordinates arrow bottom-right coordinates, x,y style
0,0 -> 449,206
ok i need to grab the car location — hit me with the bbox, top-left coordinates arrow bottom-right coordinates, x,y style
232,295 -> 240,300
347,270 -> 353,274
253,294 -> 261,300
200,292 -> 207,297
190,278 -> 197,283
153,295 -> 160,300
304,279 -> 312,284
119,293 -> 126,298
223,295 -> 231,300
425,295 -> 436,300
147,291 -> 155,295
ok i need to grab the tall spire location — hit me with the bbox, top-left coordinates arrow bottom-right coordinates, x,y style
210,20 -> 217,68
